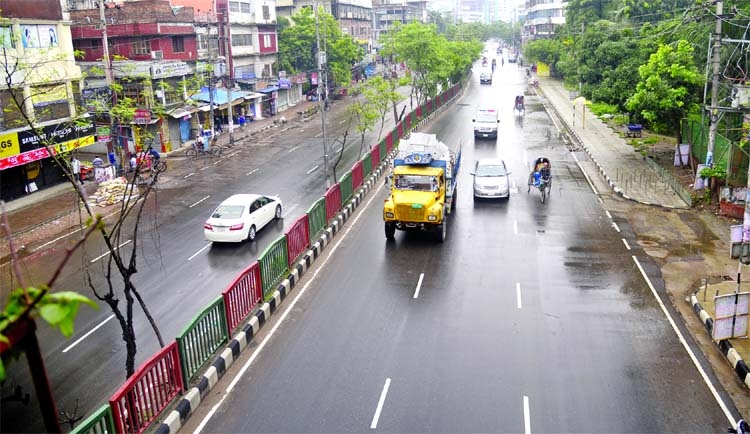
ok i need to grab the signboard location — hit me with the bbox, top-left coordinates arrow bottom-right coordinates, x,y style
278,78 -> 291,89
134,109 -> 152,125
96,125 -> 111,142
151,61 -> 192,79
311,72 -> 318,85
0,135 -> 95,170
713,292 -> 750,340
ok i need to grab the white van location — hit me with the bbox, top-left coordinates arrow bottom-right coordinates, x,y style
473,107 -> 499,139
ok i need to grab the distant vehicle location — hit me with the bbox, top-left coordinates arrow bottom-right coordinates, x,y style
204,194 -> 283,243
473,107 -> 499,139
508,56 -> 518,63
480,71 -> 492,84
471,159 -> 511,200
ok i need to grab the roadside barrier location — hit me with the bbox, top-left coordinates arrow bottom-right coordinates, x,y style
70,82 -> 464,434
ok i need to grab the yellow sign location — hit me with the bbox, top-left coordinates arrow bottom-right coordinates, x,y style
53,135 -> 95,154
0,132 -> 20,158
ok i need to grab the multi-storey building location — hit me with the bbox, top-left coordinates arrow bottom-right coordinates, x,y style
0,0 -> 94,201
372,0 -> 427,49
524,0 -> 566,40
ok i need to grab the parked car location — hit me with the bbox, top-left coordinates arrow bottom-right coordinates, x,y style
471,159 -> 511,200
204,194 -> 283,242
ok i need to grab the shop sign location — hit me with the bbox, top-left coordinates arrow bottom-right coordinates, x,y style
134,109 -> 152,124
279,78 -> 291,89
311,72 -> 318,85
0,135 -> 95,170
293,72 -> 307,84
151,61 -> 192,80
96,125 -> 111,142
17,121 -> 95,150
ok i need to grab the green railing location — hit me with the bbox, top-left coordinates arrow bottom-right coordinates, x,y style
411,110 -> 418,125
259,237 -> 289,298
392,127 -> 400,145
70,404 -> 115,434
683,118 -> 747,185
339,170 -> 353,203
307,197 -> 326,241
363,152 -> 372,178
379,138 -> 387,161
176,296 -> 229,388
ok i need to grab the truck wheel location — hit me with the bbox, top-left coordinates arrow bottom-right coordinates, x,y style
385,222 -> 396,239
435,217 -> 446,243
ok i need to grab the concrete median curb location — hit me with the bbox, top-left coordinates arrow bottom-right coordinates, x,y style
689,294 -> 750,389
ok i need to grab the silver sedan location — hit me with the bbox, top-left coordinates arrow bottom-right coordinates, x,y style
471,159 -> 511,200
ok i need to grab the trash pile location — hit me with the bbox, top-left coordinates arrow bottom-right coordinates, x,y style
89,177 -> 139,206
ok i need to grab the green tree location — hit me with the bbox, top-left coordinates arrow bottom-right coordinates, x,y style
626,39 -> 703,142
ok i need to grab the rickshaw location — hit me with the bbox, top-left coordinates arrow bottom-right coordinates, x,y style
527,156 -> 552,203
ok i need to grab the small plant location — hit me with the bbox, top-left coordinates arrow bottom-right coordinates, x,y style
699,165 -> 726,180
588,102 -> 619,117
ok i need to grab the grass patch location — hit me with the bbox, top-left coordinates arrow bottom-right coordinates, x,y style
588,102 -> 619,117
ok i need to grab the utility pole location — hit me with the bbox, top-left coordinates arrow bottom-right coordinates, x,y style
205,16 -> 216,142
315,1 -> 330,188
705,0 -> 723,166
222,11 -> 234,146
98,0 -> 118,168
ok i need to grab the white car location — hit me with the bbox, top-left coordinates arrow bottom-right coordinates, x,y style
204,194 -> 283,242
471,159 -> 511,200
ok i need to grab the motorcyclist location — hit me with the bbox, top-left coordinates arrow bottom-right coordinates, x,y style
514,95 -> 525,110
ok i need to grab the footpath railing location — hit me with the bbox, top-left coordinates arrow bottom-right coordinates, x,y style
70,82 -> 462,434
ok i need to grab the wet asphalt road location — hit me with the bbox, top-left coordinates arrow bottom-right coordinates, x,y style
190,62 -> 734,433
1,90 -> 412,432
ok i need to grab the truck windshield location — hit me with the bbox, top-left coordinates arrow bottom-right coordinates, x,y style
394,174 -> 438,192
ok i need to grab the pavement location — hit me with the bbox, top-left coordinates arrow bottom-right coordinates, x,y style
1,72 -> 748,422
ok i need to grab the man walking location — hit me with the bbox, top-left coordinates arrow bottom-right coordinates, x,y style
71,156 -> 83,184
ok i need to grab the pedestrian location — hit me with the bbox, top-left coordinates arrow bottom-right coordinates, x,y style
195,133 -> 205,152
92,155 -> 104,167
70,156 -> 83,184
129,153 -> 137,172
147,146 -> 160,161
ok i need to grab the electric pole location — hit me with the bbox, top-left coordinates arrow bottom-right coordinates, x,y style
705,0 -> 723,166
315,1 -> 330,188
222,11 -> 234,146
207,16 -> 216,141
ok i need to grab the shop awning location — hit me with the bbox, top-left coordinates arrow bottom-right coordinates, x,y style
191,88 -> 254,105
258,86 -> 279,93
169,107 -> 195,118
243,92 -> 265,100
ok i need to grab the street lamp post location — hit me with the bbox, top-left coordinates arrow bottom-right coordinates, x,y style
314,0 -> 331,188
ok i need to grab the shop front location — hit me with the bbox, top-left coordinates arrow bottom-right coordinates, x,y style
0,120 -> 96,202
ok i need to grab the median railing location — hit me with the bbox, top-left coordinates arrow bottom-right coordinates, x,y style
70,82 -> 464,434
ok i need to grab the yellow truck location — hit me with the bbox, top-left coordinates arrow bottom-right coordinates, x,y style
383,133 -> 461,242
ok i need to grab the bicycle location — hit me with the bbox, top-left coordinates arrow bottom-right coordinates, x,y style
185,146 -> 221,160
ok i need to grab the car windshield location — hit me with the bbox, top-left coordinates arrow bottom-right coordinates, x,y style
394,174 -> 438,192
212,205 -> 245,219
476,164 -> 506,177
476,113 -> 496,122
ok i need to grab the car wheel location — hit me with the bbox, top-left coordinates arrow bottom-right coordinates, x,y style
385,222 -> 396,239
247,225 -> 257,241
275,205 -> 282,220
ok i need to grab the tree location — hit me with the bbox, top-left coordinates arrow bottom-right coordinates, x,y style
626,39 -> 703,143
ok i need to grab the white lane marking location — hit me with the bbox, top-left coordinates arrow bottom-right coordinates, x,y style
597,197 -> 603,204
339,119 -> 347,124
523,395 -> 531,434
90,239 -> 131,263
413,273 -> 425,299
246,168 -> 258,176
514,220 -> 518,235
32,228 -> 82,252
612,222 -> 621,233
287,145 -> 299,153
605,210 -> 612,219
622,238 -> 631,250
306,165 -> 319,175
571,152 -> 599,196
370,378 -> 392,429
213,159 -> 222,166
184,173 -> 195,179
193,180 -> 388,434
632,256 -> 736,425
62,314 -> 115,353
187,243 -> 211,261
516,282 -> 522,309
189,196 -> 211,208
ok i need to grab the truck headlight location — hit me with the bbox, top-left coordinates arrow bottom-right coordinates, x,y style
427,215 -> 437,221
385,212 -> 394,218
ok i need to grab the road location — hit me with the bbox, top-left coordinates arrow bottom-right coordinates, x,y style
184,59 -> 738,433
0,86 -> 413,433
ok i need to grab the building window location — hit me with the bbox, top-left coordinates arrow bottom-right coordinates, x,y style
91,39 -> 101,49
263,34 -> 272,48
263,5 -> 270,20
31,84 -> 70,123
197,34 -> 208,50
0,90 -> 26,129
131,38 -> 149,55
0,27 -> 14,48
232,33 -> 253,47
118,81 -> 149,108
229,1 -> 251,13
172,36 -> 185,53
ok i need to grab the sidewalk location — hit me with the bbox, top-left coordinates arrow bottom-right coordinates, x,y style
538,76 -> 750,392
